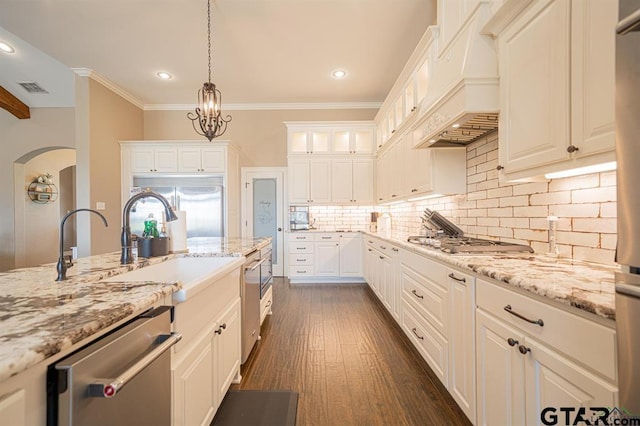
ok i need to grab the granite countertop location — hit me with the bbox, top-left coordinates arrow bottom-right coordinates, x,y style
362,231 -> 617,321
0,237 -> 270,382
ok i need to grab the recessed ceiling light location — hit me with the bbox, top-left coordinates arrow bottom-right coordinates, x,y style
156,71 -> 173,80
0,41 -> 15,54
452,123 -> 460,128
332,69 -> 347,79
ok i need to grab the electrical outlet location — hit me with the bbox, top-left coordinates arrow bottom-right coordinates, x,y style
96,201 -> 106,210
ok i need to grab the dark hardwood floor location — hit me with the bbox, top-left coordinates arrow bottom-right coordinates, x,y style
232,277 -> 471,426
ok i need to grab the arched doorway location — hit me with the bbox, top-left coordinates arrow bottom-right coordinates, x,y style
14,147 -> 76,268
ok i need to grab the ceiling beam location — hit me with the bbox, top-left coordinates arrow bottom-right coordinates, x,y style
0,85 -> 30,119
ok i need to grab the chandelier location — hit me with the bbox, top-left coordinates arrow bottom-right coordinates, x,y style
187,0 -> 231,141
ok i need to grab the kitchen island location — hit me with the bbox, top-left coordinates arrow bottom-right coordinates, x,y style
0,237 -> 269,425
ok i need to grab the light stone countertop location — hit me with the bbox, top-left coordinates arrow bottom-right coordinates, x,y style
0,237 -> 270,382
362,231 -> 617,321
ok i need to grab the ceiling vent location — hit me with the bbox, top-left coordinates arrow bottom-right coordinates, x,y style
18,82 -> 49,94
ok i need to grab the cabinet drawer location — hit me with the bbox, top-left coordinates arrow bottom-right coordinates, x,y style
289,233 -> 313,242
289,266 -> 314,277
314,233 -> 339,242
260,286 -> 273,325
402,302 -> 448,386
476,278 -> 616,381
289,254 -> 313,266
401,263 -> 448,337
289,242 -> 313,253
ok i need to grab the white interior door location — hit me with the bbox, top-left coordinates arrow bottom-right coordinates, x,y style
242,168 -> 285,276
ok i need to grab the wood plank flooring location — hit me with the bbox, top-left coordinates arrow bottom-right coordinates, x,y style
232,278 -> 471,426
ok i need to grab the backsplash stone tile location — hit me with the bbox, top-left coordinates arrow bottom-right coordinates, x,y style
307,132 -> 617,265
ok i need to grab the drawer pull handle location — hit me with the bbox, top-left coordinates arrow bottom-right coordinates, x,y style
379,256 -> 384,260
518,345 -> 531,355
411,290 -> 424,299
380,246 -> 387,250
266,300 -> 272,308
507,337 -> 519,347
448,273 -> 466,282
411,328 -> 424,340
296,270 -> 305,273
504,305 -> 544,327
392,248 -> 399,252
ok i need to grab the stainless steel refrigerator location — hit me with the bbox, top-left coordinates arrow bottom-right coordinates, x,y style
615,0 -> 640,414
130,176 -> 224,241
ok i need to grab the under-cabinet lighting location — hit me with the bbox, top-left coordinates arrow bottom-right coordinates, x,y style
408,193 -> 443,202
0,41 -> 15,53
378,199 -> 405,206
544,161 -> 617,179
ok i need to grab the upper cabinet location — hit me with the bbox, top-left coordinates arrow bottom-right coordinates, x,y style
485,0 -> 617,181
131,146 -> 178,174
178,146 -> 225,173
375,29 -> 437,150
285,122 -> 376,155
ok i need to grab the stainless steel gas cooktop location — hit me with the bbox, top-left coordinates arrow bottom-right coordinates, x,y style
408,208 -> 534,254
406,235 -> 534,254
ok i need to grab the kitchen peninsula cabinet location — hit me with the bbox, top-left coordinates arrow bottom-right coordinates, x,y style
172,263 -> 242,426
485,0 -> 617,181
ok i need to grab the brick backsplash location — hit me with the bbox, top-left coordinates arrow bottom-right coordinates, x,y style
309,132 -> 617,265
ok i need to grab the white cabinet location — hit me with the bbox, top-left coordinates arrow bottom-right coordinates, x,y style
376,131 -> 466,203
286,122 -> 376,155
288,233 -> 314,279
475,277 -> 618,425
332,127 -> 375,154
489,0 -> 617,181
260,285 -> 273,325
178,146 -> 225,173
339,233 -> 363,278
287,232 -> 364,282
131,146 -> 178,173
213,298 -> 241,409
314,234 -> 340,277
287,158 -> 331,204
331,158 -> 375,204
287,128 -> 330,155
172,265 -> 242,426
446,268 -> 476,422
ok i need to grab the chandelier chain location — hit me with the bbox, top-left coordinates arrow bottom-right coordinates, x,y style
207,0 -> 212,83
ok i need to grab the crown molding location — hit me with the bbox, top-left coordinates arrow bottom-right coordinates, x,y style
144,102 -> 382,111
71,68 -> 145,110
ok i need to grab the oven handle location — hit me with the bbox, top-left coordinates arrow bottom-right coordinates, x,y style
246,257 -> 267,272
88,332 -> 182,398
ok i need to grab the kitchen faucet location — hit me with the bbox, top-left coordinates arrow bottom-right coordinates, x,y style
56,209 -> 108,281
121,191 -> 178,264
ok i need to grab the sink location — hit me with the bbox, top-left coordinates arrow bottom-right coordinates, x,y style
104,256 -> 245,302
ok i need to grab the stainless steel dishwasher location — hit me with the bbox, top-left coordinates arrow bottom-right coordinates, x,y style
47,306 -> 181,426
241,249 -> 261,364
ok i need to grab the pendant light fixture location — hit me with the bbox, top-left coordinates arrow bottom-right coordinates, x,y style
187,0 -> 231,141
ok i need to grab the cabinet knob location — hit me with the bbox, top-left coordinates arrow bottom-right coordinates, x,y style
518,345 -> 531,355
567,145 -> 579,153
496,165 -> 504,171
391,129 -> 396,134
411,106 -> 417,112
507,337 -> 519,347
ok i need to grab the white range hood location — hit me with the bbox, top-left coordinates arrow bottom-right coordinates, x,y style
413,1 -> 499,148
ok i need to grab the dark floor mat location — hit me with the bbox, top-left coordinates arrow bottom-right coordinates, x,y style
212,390 -> 298,426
